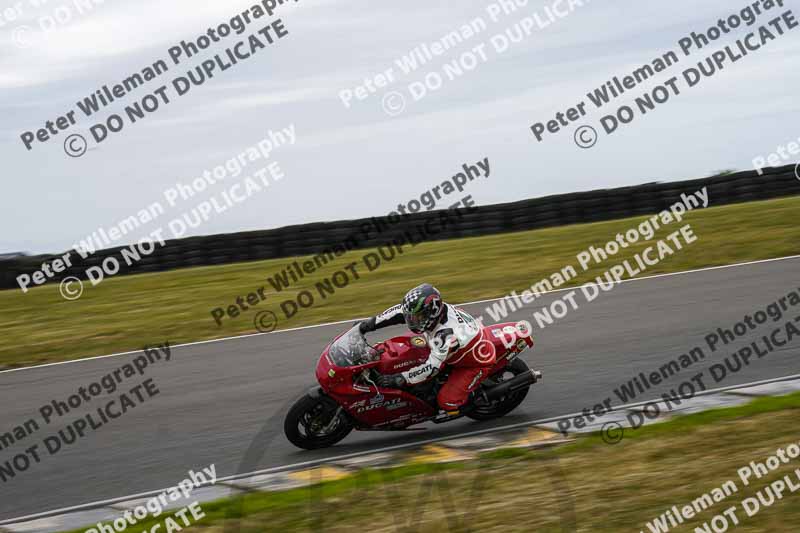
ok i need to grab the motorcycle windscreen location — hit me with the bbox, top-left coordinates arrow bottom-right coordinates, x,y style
327,324 -> 377,367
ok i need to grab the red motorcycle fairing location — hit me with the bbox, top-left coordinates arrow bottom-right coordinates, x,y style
315,323 -> 533,429
485,322 -> 535,364
315,335 -> 436,428
337,388 -> 435,429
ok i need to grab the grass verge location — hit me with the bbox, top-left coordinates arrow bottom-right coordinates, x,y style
2,195 -> 798,368
64,392 -> 800,532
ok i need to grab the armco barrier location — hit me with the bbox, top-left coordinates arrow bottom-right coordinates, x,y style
2,164 -> 798,290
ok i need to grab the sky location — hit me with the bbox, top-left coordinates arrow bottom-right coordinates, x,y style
1,0 -> 799,254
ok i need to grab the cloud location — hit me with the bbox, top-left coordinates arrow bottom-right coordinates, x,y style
3,0 -> 800,253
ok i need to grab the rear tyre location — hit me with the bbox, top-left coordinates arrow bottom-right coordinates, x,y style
466,358 -> 532,421
284,392 -> 353,450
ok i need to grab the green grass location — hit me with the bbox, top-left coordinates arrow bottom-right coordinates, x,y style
2,195 -> 798,368
62,392 -> 800,533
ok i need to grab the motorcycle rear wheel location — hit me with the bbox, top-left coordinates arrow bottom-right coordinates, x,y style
466,358 -> 532,421
284,392 -> 353,450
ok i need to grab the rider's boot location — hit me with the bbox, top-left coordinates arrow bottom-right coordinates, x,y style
434,390 -> 489,419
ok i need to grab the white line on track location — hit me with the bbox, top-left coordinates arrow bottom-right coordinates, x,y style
2,254 -> 799,376
3,372 -> 800,525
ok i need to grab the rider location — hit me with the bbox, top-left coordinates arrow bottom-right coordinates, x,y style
358,283 -> 494,413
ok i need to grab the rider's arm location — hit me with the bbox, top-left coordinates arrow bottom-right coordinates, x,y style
359,304 -> 404,334
400,328 -> 457,384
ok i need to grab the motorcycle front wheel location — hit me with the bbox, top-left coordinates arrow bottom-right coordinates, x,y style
284,392 -> 353,450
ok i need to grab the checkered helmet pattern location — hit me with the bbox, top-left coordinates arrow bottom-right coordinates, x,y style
402,283 -> 444,333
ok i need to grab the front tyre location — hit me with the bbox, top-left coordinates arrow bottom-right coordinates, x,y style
284,392 -> 353,450
467,358 -> 532,421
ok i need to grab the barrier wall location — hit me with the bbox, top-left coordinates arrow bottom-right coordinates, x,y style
2,164 -> 798,290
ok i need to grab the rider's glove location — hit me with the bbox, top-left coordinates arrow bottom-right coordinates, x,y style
377,373 -> 406,389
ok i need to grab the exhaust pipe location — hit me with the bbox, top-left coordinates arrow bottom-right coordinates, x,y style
484,370 -> 542,401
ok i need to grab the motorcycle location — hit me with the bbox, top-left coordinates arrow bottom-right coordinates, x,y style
284,322 -> 542,450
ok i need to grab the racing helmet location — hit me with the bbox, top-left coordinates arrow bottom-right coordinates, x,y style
402,283 -> 445,334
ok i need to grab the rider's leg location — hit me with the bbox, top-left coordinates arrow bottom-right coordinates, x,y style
437,366 -> 489,411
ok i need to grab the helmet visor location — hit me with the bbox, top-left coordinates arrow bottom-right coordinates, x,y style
403,309 -> 427,333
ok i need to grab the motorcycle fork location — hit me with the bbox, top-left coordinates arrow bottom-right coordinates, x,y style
322,406 -> 344,433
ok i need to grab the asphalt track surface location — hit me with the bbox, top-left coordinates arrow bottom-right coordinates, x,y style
2,257 -> 800,521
